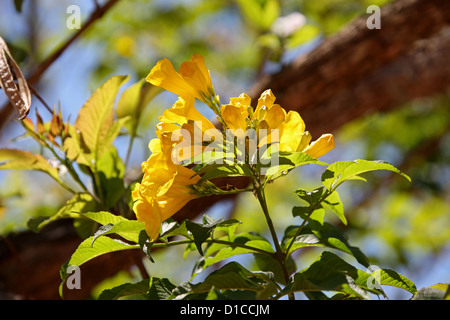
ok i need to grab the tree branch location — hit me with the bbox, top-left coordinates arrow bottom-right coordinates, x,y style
0,0 -> 121,132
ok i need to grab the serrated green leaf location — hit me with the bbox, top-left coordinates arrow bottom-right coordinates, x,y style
322,160 -> 410,191
74,75 -> 129,167
0,148 -> 60,181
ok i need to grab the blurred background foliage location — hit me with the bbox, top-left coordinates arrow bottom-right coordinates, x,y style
0,0 -> 448,299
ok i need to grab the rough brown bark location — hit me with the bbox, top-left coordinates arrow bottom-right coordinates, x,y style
1,0 -> 450,299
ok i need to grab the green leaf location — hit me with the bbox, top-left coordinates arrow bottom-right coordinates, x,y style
292,206 -> 325,226
116,81 -> 161,137
254,253 -> 296,285
262,0 -> 280,30
194,163 -> 253,182
159,220 -> 191,239
96,147 -> 126,208
28,193 -> 97,232
73,75 -> 129,167
98,279 -> 151,300
322,190 -> 347,225
295,186 -> 325,205
138,230 -> 154,263
185,215 -> 228,255
236,0 -> 279,31
280,251 -> 362,298
191,262 -> 274,294
282,223 -> 370,268
193,232 -> 274,276
98,277 -> 176,300
82,210 -> 129,226
0,148 -> 60,181
322,160 -> 411,191
412,283 -> 450,300
262,151 -> 327,177
355,268 -> 417,296
287,24 -> 321,48
60,236 -> 139,291
91,219 -> 144,245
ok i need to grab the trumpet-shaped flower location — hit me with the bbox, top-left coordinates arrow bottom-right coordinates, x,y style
146,53 -> 215,104
132,164 -> 200,241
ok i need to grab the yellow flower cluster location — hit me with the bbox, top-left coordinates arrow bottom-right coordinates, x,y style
133,53 -> 334,241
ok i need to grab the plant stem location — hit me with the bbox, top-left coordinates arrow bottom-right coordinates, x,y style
252,176 -> 294,299
284,191 -> 330,257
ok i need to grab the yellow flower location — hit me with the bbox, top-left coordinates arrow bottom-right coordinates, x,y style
157,96 -> 221,163
146,53 -> 214,104
221,89 -> 335,158
132,164 -> 200,241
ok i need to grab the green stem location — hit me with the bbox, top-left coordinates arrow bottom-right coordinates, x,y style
252,176 -> 294,299
284,191 -> 330,257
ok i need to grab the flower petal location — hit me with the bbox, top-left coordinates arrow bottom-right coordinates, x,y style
279,111 -> 306,152
303,134 -> 335,158
222,104 -> 247,131
146,58 -> 197,97
254,89 -> 276,117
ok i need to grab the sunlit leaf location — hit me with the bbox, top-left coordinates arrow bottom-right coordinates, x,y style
0,148 -> 60,181
322,160 -> 411,191
91,219 -> 144,245
60,236 -> 139,291
355,268 -> 417,296
74,75 -> 129,167
116,80 -> 161,137
322,190 -> 346,225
